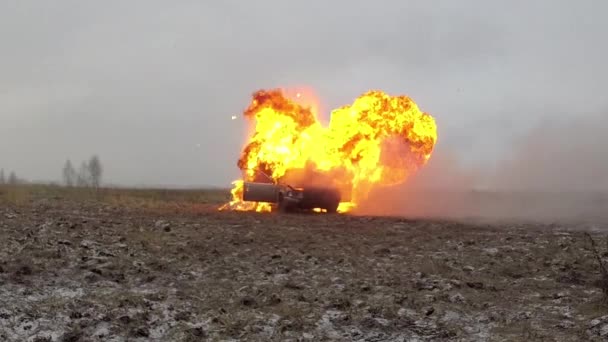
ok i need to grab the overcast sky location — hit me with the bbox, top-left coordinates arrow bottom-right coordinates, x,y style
1,0 -> 607,187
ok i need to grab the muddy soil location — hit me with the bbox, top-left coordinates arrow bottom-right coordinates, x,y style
2,199 -> 608,341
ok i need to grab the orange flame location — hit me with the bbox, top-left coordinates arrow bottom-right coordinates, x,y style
219,88 -> 437,213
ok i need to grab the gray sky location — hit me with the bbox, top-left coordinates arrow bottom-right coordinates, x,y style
2,0 -> 607,187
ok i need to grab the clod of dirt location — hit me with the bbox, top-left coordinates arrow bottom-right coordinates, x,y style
482,247 -> 499,256
374,247 -> 391,256
587,315 -> 608,338
284,281 -> 304,290
154,220 -> 171,230
240,296 -> 256,307
556,320 -> 575,329
449,293 -> 466,303
174,311 -> 191,321
33,337 -> 52,342
15,265 -> 33,276
188,327 -> 207,338
360,316 -> 386,329
557,269 -> 586,285
414,279 -> 437,291
130,327 -> 149,338
60,328 -> 82,342
552,292 -> 568,299
267,294 -> 282,306
79,240 -> 96,249
463,265 -> 475,272
326,297 -> 351,310
118,315 -> 131,324
69,311 -> 83,319
466,281 -> 484,289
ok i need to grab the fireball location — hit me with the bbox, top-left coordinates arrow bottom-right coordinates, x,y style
220,88 -> 437,213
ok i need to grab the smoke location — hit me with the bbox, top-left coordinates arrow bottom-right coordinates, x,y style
355,114 -> 608,223
355,148 -> 480,218
490,114 -> 608,192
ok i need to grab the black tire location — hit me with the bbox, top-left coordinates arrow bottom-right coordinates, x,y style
325,207 -> 338,214
324,189 -> 341,214
325,200 -> 339,213
277,193 -> 290,213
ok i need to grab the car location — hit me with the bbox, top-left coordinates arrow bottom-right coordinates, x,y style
242,181 -> 341,213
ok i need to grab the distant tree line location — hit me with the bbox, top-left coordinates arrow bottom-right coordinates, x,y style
0,168 -> 24,185
62,155 -> 103,190
0,155 -> 102,189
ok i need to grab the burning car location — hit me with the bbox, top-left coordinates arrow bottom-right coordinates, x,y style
237,169 -> 344,213
242,181 -> 342,213
218,88 -> 438,214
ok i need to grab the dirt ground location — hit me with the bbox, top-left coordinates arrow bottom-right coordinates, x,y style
2,190 -> 608,341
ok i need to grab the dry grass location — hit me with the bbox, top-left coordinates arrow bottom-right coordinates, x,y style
0,185 -> 32,205
0,184 -> 230,207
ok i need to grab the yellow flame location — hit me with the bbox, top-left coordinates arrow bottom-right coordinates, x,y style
221,88 -> 438,213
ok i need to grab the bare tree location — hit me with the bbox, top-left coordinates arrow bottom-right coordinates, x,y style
77,161 -> 90,187
88,155 -> 103,190
62,159 -> 77,187
0,169 -> 5,184
8,171 -> 18,185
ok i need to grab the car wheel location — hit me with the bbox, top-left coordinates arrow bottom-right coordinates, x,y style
277,193 -> 290,213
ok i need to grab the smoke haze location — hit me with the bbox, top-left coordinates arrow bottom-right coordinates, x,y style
357,114 -> 608,222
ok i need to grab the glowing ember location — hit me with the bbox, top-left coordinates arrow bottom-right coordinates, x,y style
220,88 -> 438,213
